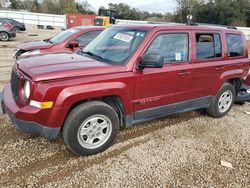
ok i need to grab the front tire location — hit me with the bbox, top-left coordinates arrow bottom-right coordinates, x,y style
0,32 -> 9,41
207,83 -> 235,118
63,101 -> 119,156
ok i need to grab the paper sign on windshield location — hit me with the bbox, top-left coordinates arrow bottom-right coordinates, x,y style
175,52 -> 182,61
113,33 -> 133,43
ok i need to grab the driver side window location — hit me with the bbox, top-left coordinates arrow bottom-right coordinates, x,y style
145,33 -> 189,64
74,31 -> 102,47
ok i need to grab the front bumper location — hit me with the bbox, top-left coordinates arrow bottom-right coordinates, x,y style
20,26 -> 26,31
1,84 -> 60,140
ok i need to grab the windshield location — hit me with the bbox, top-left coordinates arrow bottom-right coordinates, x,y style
49,28 -> 80,44
82,27 -> 147,65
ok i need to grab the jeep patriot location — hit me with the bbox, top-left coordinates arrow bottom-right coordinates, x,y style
1,24 -> 250,156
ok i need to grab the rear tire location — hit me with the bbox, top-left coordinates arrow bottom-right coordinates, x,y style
207,83 -> 235,118
14,27 -> 21,33
0,32 -> 9,41
63,101 -> 119,156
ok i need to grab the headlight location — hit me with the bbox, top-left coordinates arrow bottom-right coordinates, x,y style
21,50 -> 40,57
23,80 -> 31,99
13,49 -> 20,58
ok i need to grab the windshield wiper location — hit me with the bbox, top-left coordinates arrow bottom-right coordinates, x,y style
80,51 -> 115,64
44,39 -> 53,44
82,51 -> 104,61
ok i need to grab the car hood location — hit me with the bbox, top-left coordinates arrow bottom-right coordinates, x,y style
17,53 -> 127,82
17,40 -> 53,51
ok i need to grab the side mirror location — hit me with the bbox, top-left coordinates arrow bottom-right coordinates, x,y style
68,41 -> 79,49
138,53 -> 164,69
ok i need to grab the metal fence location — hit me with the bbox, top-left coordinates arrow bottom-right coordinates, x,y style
237,27 -> 250,40
0,10 -> 66,27
1,10 -> 250,39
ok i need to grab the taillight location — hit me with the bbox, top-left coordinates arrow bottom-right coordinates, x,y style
3,24 -> 13,29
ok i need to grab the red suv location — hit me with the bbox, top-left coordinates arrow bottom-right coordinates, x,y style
1,24 -> 250,156
13,26 -> 104,58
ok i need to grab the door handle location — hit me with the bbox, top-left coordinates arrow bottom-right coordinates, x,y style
178,71 -> 190,76
215,66 -> 225,70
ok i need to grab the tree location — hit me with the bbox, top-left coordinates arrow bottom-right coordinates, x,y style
174,0 -> 201,23
106,3 -> 166,21
60,0 -> 78,14
10,0 -> 40,12
41,0 -> 57,14
174,0 -> 250,26
76,2 -> 95,15
107,3 -> 146,20
10,0 -> 21,9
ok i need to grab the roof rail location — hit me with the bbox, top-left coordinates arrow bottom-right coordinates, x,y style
186,22 -> 198,26
226,26 -> 237,30
186,22 -> 237,30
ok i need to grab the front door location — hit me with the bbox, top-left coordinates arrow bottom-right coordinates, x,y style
134,31 -> 194,121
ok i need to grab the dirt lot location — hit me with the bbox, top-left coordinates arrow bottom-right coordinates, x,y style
0,27 -> 250,187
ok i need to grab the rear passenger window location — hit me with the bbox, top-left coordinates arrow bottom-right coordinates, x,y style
226,34 -> 244,57
196,33 -> 222,60
145,33 -> 189,64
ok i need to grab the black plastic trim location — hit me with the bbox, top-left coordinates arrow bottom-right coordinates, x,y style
124,96 -> 212,127
0,92 -> 6,114
5,108 -> 60,140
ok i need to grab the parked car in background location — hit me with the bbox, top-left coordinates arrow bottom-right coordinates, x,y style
13,26 -> 104,58
0,18 -> 26,32
2,24 -> 249,156
235,72 -> 250,103
0,20 -> 16,41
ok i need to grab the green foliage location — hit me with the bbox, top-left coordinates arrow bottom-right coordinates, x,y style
106,3 -> 167,21
60,0 -> 78,14
7,0 -> 250,27
76,2 -> 95,15
10,0 -> 20,9
10,0 -> 40,12
10,0 -> 78,14
175,0 -> 250,26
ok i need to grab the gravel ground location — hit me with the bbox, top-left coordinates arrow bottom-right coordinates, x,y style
0,27 -> 250,187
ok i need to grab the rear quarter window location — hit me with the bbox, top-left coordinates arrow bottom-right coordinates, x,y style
226,34 -> 244,57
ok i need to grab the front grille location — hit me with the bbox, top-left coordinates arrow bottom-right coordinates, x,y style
11,70 -> 20,100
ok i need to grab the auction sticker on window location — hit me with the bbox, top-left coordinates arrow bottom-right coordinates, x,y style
113,33 -> 133,43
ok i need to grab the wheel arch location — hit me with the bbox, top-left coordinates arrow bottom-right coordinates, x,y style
226,78 -> 243,94
63,95 -> 127,130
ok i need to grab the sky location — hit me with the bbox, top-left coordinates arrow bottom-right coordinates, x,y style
82,0 -> 177,13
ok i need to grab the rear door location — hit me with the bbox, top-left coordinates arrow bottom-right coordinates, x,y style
189,31 -> 224,98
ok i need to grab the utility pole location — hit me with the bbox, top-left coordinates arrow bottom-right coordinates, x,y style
186,0 -> 193,24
